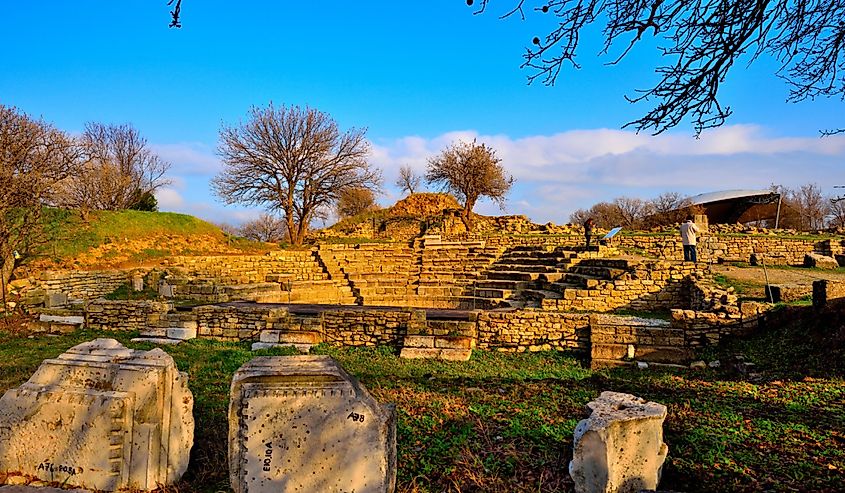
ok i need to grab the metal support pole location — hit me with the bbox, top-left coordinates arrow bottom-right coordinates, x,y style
774,194 -> 782,229
1,262 -> 7,320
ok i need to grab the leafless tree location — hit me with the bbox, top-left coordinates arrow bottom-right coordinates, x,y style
426,139 -> 513,228
0,105 -> 80,286
570,201 -> 624,229
52,123 -> 170,213
214,103 -> 382,246
215,222 -> 241,236
239,213 -> 288,243
613,196 -> 651,228
336,187 -> 377,218
776,183 -> 830,230
470,0 -> 845,135
395,164 -> 423,195
645,191 -> 694,226
792,183 -> 829,230
828,197 -> 845,229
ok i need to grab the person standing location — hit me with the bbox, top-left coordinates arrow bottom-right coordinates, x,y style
584,218 -> 595,248
679,216 -> 700,262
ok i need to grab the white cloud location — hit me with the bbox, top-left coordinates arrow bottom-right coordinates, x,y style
154,187 -> 185,209
366,126 -> 845,223
151,142 -> 221,175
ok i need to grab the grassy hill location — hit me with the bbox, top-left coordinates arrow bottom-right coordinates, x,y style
25,208 -> 270,271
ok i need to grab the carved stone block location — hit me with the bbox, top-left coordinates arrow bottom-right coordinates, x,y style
0,339 -> 194,491
229,356 -> 396,493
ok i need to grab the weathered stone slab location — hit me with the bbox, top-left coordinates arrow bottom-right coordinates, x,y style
44,292 -> 68,308
229,356 -> 396,493
569,391 -> 668,493
166,327 -> 198,340
131,337 -> 184,345
0,339 -> 194,491
804,253 -> 839,269
399,347 -> 472,361
38,314 -> 85,325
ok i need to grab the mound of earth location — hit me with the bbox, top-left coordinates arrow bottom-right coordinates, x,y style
389,193 -> 461,217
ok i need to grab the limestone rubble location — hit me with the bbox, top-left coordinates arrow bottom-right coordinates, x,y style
569,391 -> 668,493
0,339 -> 194,491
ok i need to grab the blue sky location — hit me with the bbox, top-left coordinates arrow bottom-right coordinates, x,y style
3,1 -> 844,225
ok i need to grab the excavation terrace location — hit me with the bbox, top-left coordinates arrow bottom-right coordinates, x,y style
14,225 -> 845,368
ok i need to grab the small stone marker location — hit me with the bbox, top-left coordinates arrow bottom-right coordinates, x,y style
0,338 -> 194,491
569,391 -> 668,493
229,356 -> 397,493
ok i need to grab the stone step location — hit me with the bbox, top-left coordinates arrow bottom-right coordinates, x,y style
484,271 -> 541,281
399,347 -> 472,361
131,337 -> 184,345
251,342 -> 311,353
474,279 -> 534,291
518,289 -> 563,300
489,264 -> 560,273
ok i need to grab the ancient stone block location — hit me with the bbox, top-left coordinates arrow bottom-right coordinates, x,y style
569,391 -> 668,493
0,339 -> 194,491
804,253 -> 839,269
44,292 -> 68,308
229,356 -> 396,493
166,327 -> 198,340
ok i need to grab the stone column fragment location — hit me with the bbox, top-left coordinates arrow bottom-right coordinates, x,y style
229,356 -> 396,493
0,339 -> 194,491
569,391 -> 668,493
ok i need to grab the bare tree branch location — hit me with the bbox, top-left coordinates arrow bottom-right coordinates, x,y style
214,103 -> 382,245
472,0 -> 845,135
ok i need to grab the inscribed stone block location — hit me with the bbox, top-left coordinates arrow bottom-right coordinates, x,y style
0,339 -> 194,491
229,356 -> 396,493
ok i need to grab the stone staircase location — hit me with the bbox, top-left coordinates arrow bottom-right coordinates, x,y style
416,236 -> 505,309
317,244 -> 419,306
473,245 -> 618,308
163,250 -> 357,305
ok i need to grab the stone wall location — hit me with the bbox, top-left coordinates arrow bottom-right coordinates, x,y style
85,300 -> 172,331
476,310 -> 590,352
541,261 -> 704,312
29,270 -> 136,303
451,233 -> 845,265
812,279 -> 845,308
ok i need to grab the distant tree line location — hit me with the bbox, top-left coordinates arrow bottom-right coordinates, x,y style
570,184 -> 845,231
570,192 -> 701,230
0,104 -> 170,288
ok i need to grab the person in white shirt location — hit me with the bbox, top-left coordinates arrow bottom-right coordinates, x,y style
679,216 -> 700,262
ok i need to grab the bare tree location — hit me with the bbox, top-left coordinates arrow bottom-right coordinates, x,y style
828,197 -> 845,229
239,213 -> 288,243
395,164 -> 423,195
792,183 -> 829,230
214,103 -> 382,246
645,191 -> 694,227
613,196 -> 651,228
215,222 -> 241,236
52,123 -> 170,213
426,139 -> 513,228
470,0 -> 845,135
336,187 -> 377,218
0,105 -> 80,286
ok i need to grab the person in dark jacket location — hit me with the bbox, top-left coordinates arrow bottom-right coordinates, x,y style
584,218 -> 595,247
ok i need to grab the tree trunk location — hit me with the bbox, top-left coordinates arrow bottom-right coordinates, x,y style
462,197 -> 477,231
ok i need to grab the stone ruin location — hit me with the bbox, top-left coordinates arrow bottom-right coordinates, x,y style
569,391 -> 668,493
229,356 -> 396,493
0,339 -> 194,491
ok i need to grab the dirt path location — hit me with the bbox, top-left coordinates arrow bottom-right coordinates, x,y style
711,264 -> 845,296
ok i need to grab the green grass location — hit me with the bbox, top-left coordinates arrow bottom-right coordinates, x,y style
713,273 -> 764,296
34,208 -> 265,262
0,330 -> 842,492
